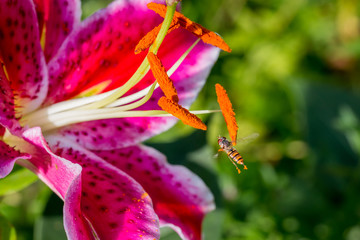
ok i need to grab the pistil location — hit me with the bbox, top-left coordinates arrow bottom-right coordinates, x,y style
20,3 -> 215,133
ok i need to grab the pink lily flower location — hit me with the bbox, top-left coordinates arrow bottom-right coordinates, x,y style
0,0 -> 221,239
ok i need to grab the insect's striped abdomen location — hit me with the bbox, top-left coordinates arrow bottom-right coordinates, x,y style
218,136 -> 248,173
227,148 -> 243,163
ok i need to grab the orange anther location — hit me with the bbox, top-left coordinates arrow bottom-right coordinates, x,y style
215,84 -> 238,144
147,2 -> 168,18
147,52 -> 179,103
158,96 -> 207,130
135,22 -> 180,54
135,24 -> 162,54
147,3 -> 232,52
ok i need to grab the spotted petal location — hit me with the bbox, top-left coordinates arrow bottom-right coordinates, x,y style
0,140 -> 30,178
64,174 -> 98,240
95,145 -> 215,240
46,135 -> 161,240
58,38 -> 219,150
19,127 -> 82,198
44,0 -> 158,104
0,0 -> 48,114
33,0 -> 81,61
0,67 -> 22,136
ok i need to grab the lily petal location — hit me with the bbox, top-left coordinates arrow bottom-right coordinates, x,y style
19,127 -> 82,198
64,174 -> 97,240
46,135 -> 161,240
0,0 -> 48,114
45,0 -> 159,105
44,0 -> 218,102
58,39 -> 219,150
17,128 -> 97,239
0,140 -> 30,178
34,0 -> 81,61
0,67 -> 23,136
95,145 -> 215,240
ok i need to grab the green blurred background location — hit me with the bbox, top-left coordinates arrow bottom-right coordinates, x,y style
1,0 -> 360,239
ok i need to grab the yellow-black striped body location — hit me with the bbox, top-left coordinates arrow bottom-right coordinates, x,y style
225,148 -> 244,164
218,136 -> 247,173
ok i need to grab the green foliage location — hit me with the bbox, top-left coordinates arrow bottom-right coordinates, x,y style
0,213 -> 16,240
34,216 -> 67,240
0,169 -> 38,196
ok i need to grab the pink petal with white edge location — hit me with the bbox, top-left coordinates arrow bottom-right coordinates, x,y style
33,0 -> 81,61
16,128 -> 95,239
94,145 -> 215,240
0,140 -> 31,178
46,135 -> 160,240
58,36 -> 219,150
64,174 -> 97,240
0,0 -> 48,114
16,127 -> 82,198
0,67 -> 23,136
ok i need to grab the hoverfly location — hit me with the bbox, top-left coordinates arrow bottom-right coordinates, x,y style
217,133 -> 259,174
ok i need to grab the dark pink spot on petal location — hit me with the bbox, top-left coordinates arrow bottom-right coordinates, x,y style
46,135 -> 160,239
0,0 -> 48,113
34,0 -> 81,61
96,144 -> 214,240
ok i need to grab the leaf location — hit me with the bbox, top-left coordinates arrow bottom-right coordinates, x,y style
34,216 -> 67,240
0,213 -> 17,240
303,82 -> 360,166
202,209 -> 225,240
0,168 -> 38,196
160,227 -> 181,240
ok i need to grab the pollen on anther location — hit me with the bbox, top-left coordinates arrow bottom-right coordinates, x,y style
147,3 -> 232,52
158,97 -> 207,130
215,83 -> 238,144
135,22 -> 179,54
147,52 -> 178,103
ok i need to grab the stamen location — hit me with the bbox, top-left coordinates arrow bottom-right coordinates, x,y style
135,23 -> 180,54
147,52 -> 178,103
149,3 -> 178,54
215,83 -> 238,144
75,80 -> 112,98
39,109 -> 215,133
22,38 -> 201,126
107,38 -> 200,108
147,3 -> 232,52
21,2 -> 221,134
75,3 -> 178,110
166,0 -> 181,6
26,82 -> 157,128
110,82 -> 157,112
158,96 -> 207,130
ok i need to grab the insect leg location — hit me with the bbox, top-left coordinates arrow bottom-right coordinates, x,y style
227,156 -> 241,174
234,154 -> 248,170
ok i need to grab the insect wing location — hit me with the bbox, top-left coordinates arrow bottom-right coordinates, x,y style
235,133 -> 259,145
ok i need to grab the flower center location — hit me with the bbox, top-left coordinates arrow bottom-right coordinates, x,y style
20,2 -> 215,133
